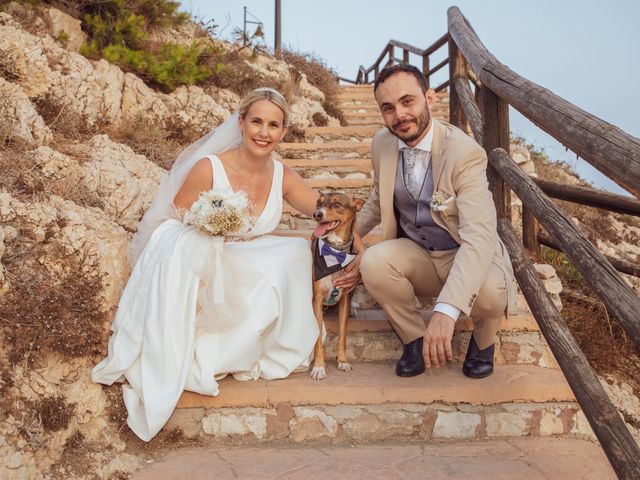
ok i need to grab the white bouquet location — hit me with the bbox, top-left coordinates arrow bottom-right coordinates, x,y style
183,187 -> 253,237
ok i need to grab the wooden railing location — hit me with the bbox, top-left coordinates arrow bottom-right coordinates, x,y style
345,6 -> 640,479
338,34 -> 450,91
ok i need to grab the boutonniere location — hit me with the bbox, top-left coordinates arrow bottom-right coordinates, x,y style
429,191 -> 453,218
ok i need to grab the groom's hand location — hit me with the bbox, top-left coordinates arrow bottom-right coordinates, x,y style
423,312 -> 455,368
332,253 -> 363,294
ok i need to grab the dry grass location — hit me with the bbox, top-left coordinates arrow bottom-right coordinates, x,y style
104,114 -> 186,170
0,241 -> 109,366
311,112 -> 328,127
0,143 -> 104,208
34,96 -> 100,142
282,124 -> 306,143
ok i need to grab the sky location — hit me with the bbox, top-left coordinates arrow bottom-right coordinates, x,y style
181,1 -> 640,195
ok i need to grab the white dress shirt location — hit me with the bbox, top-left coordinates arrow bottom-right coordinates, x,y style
398,127 -> 461,323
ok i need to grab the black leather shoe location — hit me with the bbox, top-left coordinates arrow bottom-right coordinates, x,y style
396,337 -> 425,377
463,335 -> 495,379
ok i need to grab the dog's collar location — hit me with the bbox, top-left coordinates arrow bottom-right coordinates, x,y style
319,237 -> 353,253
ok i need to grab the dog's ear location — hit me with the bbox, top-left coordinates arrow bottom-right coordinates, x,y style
352,198 -> 365,212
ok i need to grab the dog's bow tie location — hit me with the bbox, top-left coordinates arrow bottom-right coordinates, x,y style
319,239 -> 356,268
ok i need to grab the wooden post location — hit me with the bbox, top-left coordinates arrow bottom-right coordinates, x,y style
498,219 -> 640,480
448,39 -> 466,129
274,0 -> 281,56
522,206 -> 540,257
388,45 -> 395,66
422,55 -> 430,89
403,49 -> 410,64
478,86 -> 511,219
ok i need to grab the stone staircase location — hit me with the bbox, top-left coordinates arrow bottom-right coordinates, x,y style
169,85 -> 590,445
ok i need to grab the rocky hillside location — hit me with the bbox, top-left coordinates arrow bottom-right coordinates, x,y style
1,3 -> 639,479
0,3 -> 345,479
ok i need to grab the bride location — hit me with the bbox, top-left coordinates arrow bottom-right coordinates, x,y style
92,88 -> 321,442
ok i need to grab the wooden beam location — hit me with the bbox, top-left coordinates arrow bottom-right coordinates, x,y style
434,79 -> 450,93
489,147 -> 640,351
427,58 -> 449,78
532,177 -> 640,217
448,6 -> 640,199
422,55 -> 430,89
523,206 -> 541,257
539,232 -> 640,278
498,219 -> 640,480
389,39 -> 424,56
448,39 -> 466,129
454,77 -> 482,143
479,87 -> 511,219
423,32 -> 449,57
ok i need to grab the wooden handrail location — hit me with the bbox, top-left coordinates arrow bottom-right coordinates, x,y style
539,232 -> 640,278
448,6 -> 640,199
389,39 -> 423,56
489,147 -> 640,351
531,177 -> 640,217
344,34 -> 449,87
499,220 -> 640,480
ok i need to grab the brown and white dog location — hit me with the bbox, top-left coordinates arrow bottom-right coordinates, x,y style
310,192 -> 364,381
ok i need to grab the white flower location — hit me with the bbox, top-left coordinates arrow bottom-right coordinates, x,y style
429,191 -> 453,216
183,187 -> 253,237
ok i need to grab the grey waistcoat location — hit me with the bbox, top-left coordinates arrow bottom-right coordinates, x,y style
394,154 -> 459,251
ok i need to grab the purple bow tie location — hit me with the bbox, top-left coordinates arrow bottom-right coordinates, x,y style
321,242 -> 347,264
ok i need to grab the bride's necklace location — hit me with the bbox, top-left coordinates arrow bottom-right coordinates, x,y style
235,149 -> 270,215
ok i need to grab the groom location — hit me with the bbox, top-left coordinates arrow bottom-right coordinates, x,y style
337,64 -> 514,379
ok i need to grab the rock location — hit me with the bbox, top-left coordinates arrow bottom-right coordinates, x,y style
32,146 -> 83,182
432,411 -> 481,439
247,55 -> 291,84
0,21 -> 52,97
486,412 -> 531,436
202,408 -> 269,438
0,193 -> 130,310
46,7 -> 86,52
290,97 -> 338,128
4,451 -> 22,469
298,73 -> 325,102
291,407 -> 338,439
208,87 -> 241,113
99,453 -> 142,479
83,135 -> 165,231
0,78 -> 51,145
164,85 -> 229,134
540,410 -> 564,435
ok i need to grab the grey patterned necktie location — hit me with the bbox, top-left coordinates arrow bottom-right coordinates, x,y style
401,147 -> 421,199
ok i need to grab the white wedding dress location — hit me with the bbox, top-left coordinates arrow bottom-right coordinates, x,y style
92,155 -> 319,442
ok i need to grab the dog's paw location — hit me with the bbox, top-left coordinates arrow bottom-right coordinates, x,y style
309,366 -> 327,381
337,362 -> 352,372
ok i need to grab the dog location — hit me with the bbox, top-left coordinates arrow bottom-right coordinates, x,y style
310,192 -> 364,381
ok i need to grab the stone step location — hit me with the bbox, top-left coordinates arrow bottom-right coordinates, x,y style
283,158 -> 372,178
339,103 -> 380,112
345,117 -> 385,127
337,92 -> 378,101
320,310 -> 557,368
303,126 -> 381,141
278,141 -> 371,159
170,363 -> 584,443
304,177 -> 373,192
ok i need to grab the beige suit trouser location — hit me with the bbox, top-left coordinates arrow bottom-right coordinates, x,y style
360,238 -> 507,350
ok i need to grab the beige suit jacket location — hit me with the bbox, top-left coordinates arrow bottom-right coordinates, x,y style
357,119 -> 515,316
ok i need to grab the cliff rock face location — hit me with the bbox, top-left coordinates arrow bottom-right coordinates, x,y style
0,5 -> 342,478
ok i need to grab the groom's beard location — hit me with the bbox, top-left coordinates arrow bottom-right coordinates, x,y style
390,107 -> 431,144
